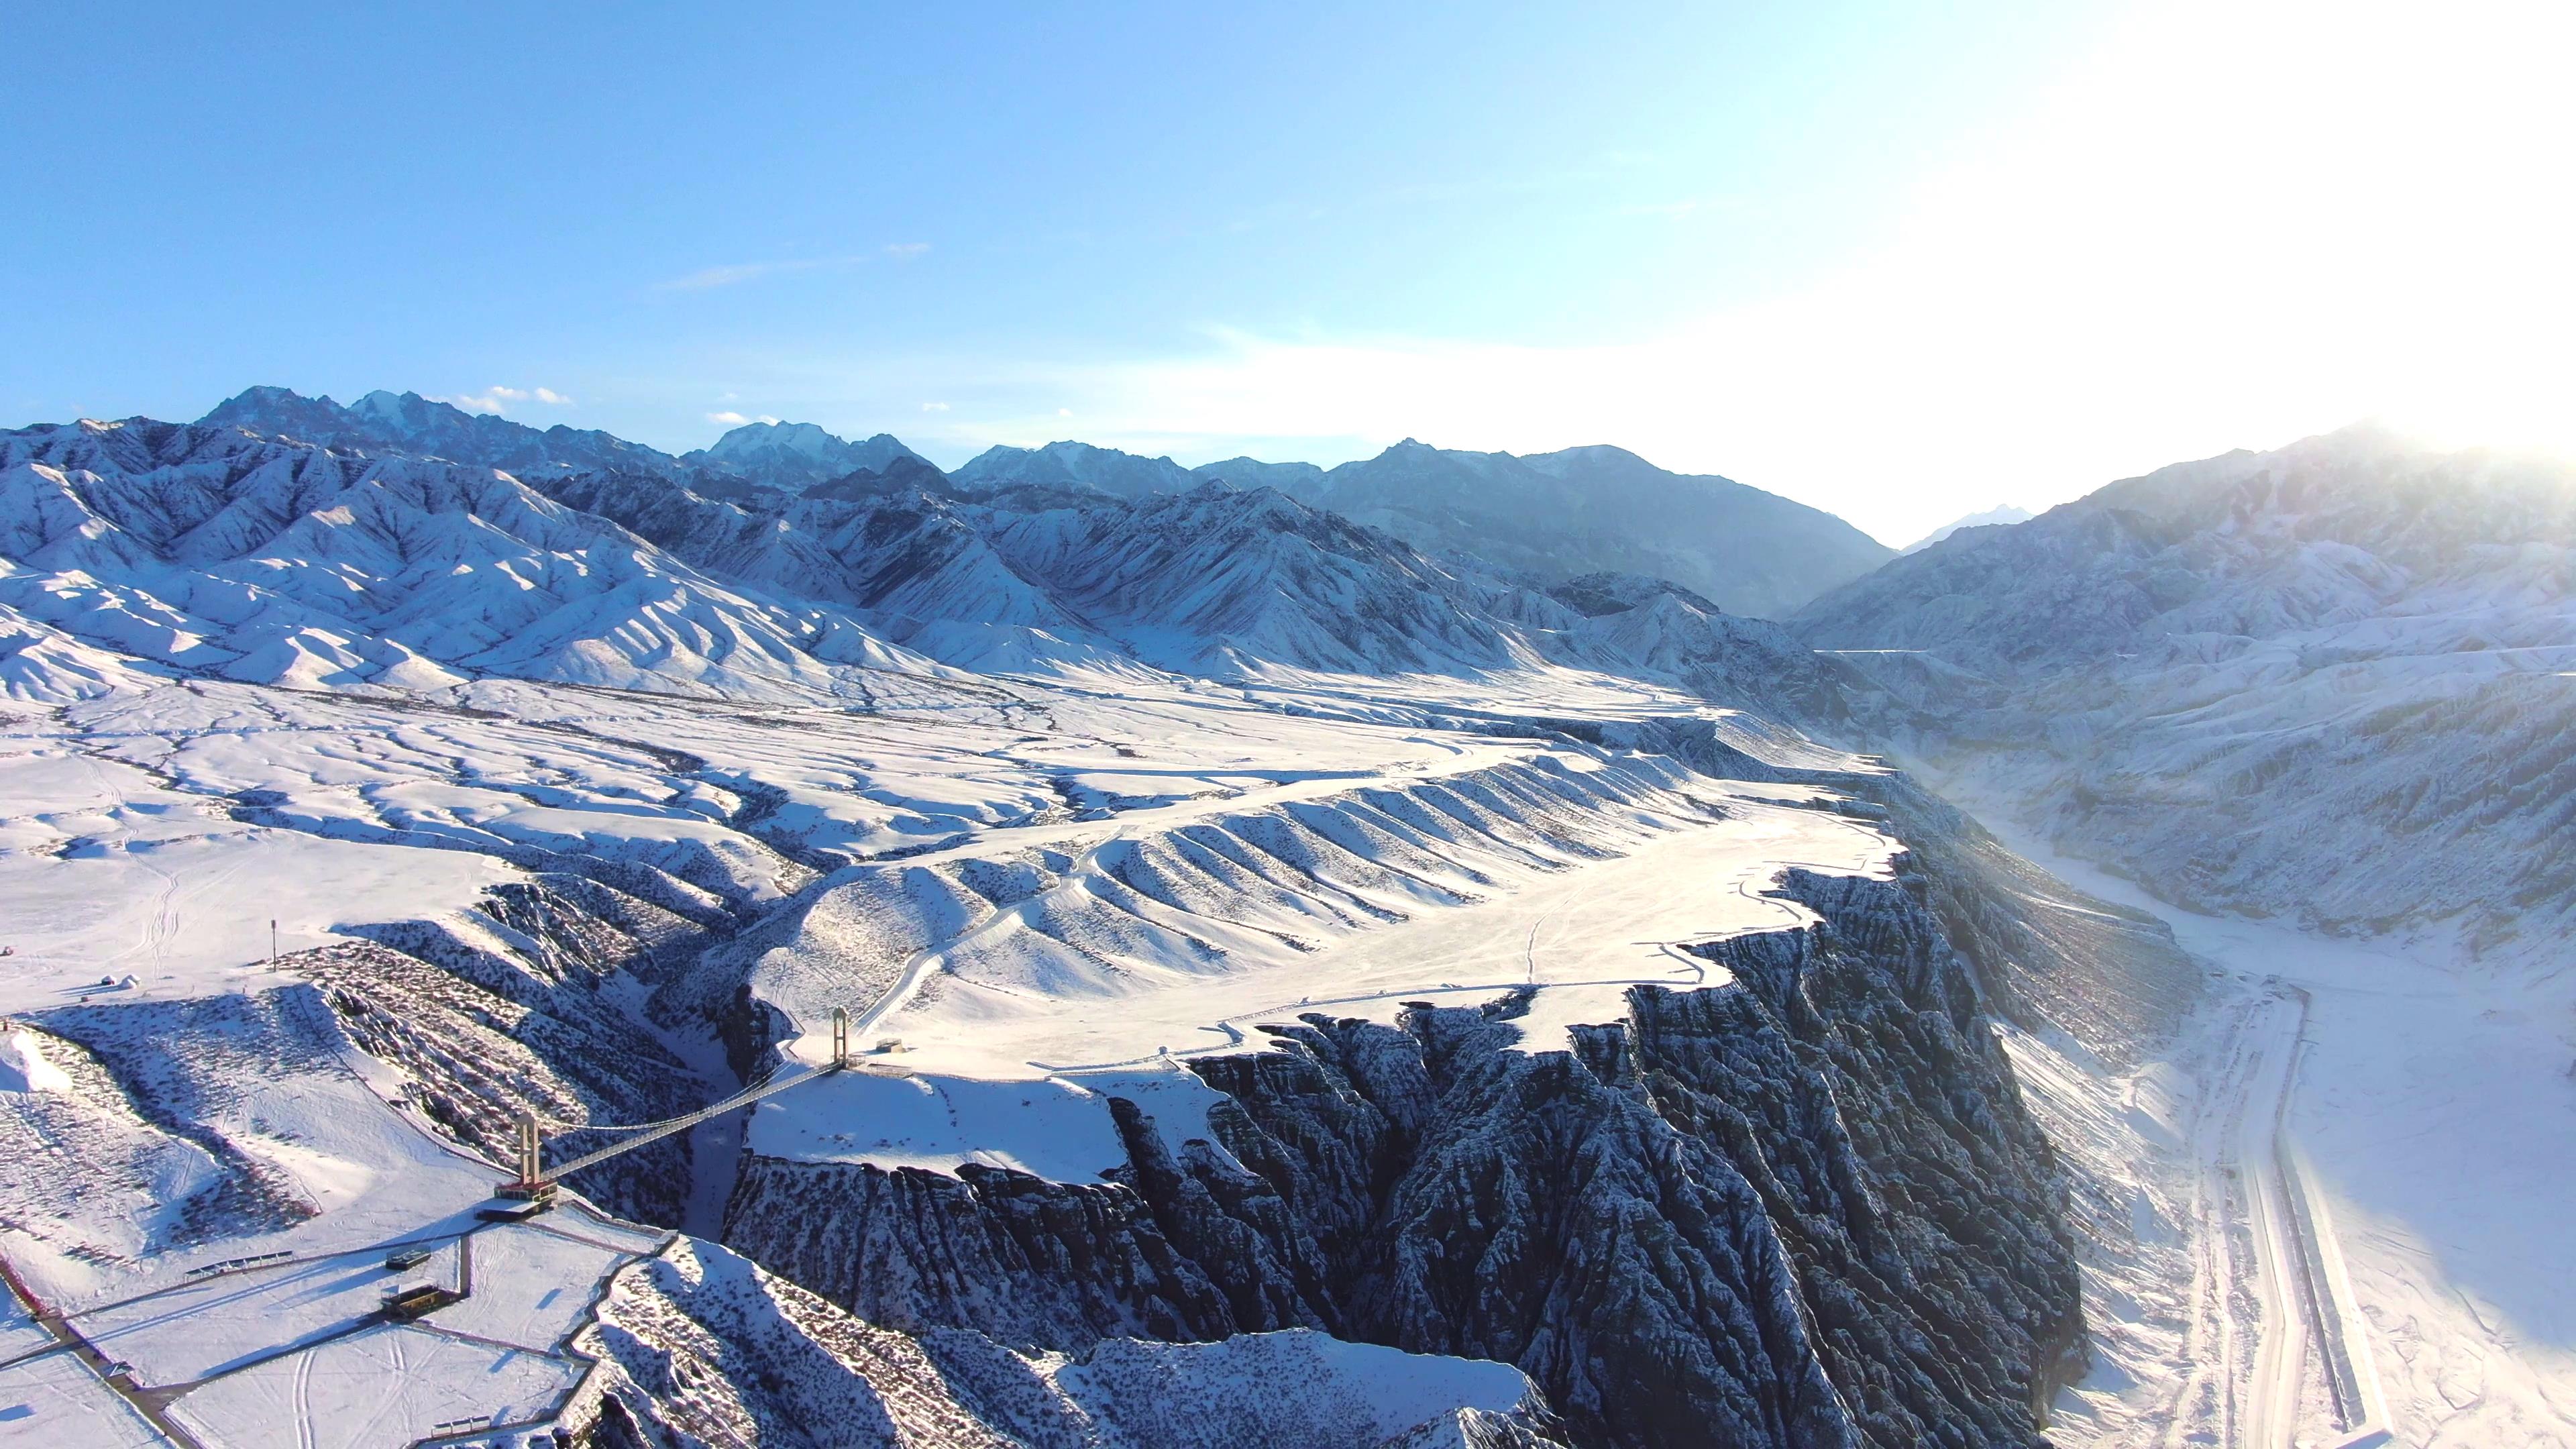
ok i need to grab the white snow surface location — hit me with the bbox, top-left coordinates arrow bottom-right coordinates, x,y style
1970,804 -> 2576,1449
750,774 -> 1896,1177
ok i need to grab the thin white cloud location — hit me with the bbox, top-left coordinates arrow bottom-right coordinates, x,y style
659,262 -> 790,292
882,242 -> 930,260
653,255 -> 867,292
433,385 -> 572,416
920,401 -> 950,412
706,411 -> 752,425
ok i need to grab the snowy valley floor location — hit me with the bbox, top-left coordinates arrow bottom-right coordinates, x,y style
1966,803 -> 2576,1449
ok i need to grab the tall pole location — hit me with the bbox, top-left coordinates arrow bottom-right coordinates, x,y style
269,919 -> 277,971
832,1006 -> 849,1068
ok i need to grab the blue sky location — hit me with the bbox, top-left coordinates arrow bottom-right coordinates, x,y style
7,1 -> 2568,542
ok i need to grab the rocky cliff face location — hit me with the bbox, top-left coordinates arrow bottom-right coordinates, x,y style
296,873 -> 722,1224
724,867 -> 2084,1449
572,1239 -> 1566,1448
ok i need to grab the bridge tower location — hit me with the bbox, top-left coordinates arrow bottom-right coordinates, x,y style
496,1111 -> 555,1203
832,1006 -> 850,1069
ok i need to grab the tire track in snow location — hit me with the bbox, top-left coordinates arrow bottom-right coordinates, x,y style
2167,986 -> 2390,1449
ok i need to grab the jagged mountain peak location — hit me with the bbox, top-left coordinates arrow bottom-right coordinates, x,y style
196,385 -> 686,480
201,384 -> 362,443
799,451 -> 952,501
1186,454 -> 1326,492
684,421 -> 928,487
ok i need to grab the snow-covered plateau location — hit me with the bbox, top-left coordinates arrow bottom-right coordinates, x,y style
1,400 -> 2560,1448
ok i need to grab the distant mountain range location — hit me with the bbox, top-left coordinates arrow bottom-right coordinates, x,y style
2,399 -> 1846,720
945,436 -> 1894,618
1202,440 -> 1895,619
193,388 -> 1889,619
1899,504 -> 2030,554
1797,424 -> 2576,943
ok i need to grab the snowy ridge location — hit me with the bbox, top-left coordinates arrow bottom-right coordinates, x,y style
684,420 -> 932,492
0,418 -> 959,702
3,404 -> 1896,710
1201,439 -> 1895,619
1799,427 -> 2576,1449
203,386 -> 686,479
956,439 -> 1199,499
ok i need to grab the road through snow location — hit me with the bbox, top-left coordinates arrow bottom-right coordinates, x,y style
1971,804 -> 2565,1449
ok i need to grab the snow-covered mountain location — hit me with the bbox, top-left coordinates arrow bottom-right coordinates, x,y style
1189,454 -> 1328,494
0,417 -> 945,700
1900,503 -> 2030,553
1197,440 -> 1895,619
952,438 -> 1895,618
1,409 -> 1874,712
682,419 -> 932,490
201,385 -> 686,478
10,388 -> 2563,1448
1799,424 -> 2576,945
189,394 -> 1893,620
953,438 -> 1200,497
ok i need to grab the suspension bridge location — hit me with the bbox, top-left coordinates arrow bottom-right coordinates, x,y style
498,1006 -> 862,1203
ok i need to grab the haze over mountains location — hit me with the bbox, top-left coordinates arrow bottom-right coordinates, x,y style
1801,424 -> 2576,947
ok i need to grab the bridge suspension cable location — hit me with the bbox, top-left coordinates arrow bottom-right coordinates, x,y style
498,1006 -> 855,1201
